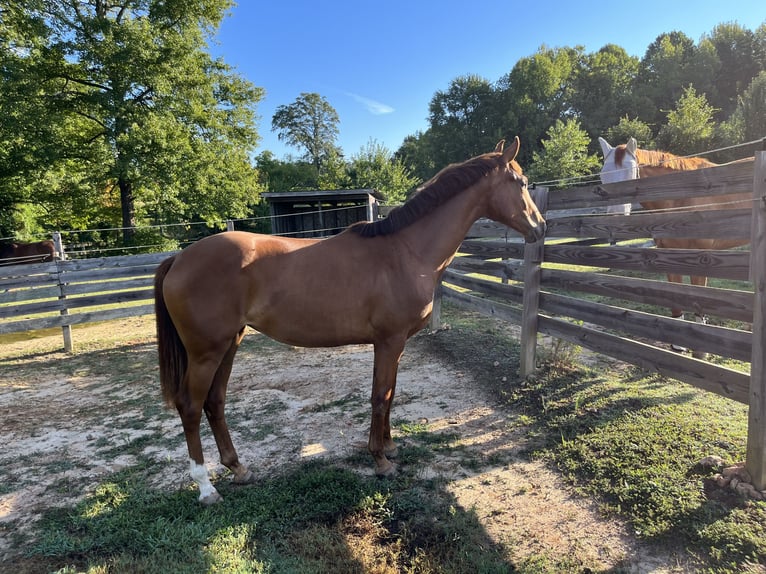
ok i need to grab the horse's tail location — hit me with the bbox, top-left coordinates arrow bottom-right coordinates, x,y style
154,256 -> 186,407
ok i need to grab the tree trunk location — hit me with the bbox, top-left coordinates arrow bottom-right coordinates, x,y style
119,176 -> 136,244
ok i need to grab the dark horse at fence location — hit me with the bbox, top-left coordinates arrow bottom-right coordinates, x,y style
154,137 -> 546,505
0,240 -> 56,265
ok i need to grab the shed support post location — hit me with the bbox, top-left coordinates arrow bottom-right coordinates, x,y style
746,150 -> 766,490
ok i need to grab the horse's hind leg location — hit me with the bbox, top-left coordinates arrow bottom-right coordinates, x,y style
176,355 -> 225,505
205,328 -> 256,485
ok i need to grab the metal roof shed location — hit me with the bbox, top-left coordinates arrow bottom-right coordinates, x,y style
262,189 -> 382,238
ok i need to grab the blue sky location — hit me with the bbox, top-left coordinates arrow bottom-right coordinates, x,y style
210,1 -> 765,160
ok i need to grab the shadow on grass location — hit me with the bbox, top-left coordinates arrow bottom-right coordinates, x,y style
17,457 -> 516,574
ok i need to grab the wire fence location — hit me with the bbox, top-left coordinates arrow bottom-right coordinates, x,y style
3,138 -> 764,258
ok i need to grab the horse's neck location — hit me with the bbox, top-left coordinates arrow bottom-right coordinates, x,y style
398,184 -> 486,272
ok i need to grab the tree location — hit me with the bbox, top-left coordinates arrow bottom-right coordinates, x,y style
254,151 -> 319,192
703,22 -> 761,118
346,140 -> 418,205
395,131 -> 437,183
271,92 -> 341,173
604,116 -> 655,149
497,45 -> 584,166
634,32 -> 716,127
737,71 -> 766,142
657,86 -> 718,154
570,44 -> 639,140
425,74 -> 501,169
526,119 -> 600,188
0,0 -> 264,243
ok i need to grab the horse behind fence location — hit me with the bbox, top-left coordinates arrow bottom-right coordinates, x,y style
0,240 -> 56,265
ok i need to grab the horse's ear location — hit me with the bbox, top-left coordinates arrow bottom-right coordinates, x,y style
502,136 -> 520,164
494,140 -> 505,153
598,137 -> 612,156
627,137 -> 638,154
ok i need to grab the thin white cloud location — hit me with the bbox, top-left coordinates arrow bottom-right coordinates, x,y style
345,92 -> 395,115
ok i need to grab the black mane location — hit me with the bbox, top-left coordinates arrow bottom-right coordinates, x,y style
350,154 -> 501,238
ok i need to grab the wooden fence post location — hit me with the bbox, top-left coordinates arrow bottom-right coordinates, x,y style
430,282 -> 443,332
746,150 -> 766,490
226,220 -> 235,231
519,186 -> 548,378
52,231 -> 73,352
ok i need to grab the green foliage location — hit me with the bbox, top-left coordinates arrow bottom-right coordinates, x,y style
0,0 -> 264,240
605,116 -> 655,149
426,74 -> 503,168
657,85 -> 718,154
345,140 -> 419,204
526,119 -> 601,187
271,92 -> 341,172
738,71 -> 766,142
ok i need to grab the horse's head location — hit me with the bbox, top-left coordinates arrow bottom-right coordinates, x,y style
598,137 -> 639,183
487,137 -> 546,243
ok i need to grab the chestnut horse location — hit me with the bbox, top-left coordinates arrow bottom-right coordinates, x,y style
599,137 -> 751,356
0,240 -> 56,265
155,138 -> 546,504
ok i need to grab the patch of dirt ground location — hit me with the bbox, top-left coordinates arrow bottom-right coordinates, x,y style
0,317 -> 688,571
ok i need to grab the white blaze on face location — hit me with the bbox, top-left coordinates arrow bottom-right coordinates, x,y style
598,137 -> 639,184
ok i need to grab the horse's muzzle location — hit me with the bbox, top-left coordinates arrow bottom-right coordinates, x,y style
524,219 -> 547,243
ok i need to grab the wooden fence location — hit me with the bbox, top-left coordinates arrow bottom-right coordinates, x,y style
2,152 -> 765,487
0,252 -> 174,352
431,150 -> 766,489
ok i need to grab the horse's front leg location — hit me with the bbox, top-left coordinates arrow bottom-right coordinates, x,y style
369,337 -> 406,477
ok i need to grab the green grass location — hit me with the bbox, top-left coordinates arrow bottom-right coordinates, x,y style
427,305 -> 765,571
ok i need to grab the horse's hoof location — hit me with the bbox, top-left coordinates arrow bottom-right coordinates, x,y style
375,461 -> 397,478
384,445 -> 398,458
199,490 -> 223,506
233,469 -> 256,485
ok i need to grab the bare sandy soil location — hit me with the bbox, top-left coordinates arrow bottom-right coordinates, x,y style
0,317 -> 687,571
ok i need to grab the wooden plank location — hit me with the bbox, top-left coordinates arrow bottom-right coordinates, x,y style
60,289 -> 154,311
0,303 -> 156,334
59,264 -> 161,283
539,290 -> 752,362
547,158 -> 754,211
543,244 -> 751,281
0,272 -> 58,290
545,208 -> 752,241
0,285 -> 60,304
440,284 -> 522,324
61,276 -> 153,296
448,257 -> 508,278
459,240 -> 525,260
537,315 -> 750,404
539,268 -> 753,323
0,298 -> 64,319
747,151 -> 766,489
443,269 -> 524,304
